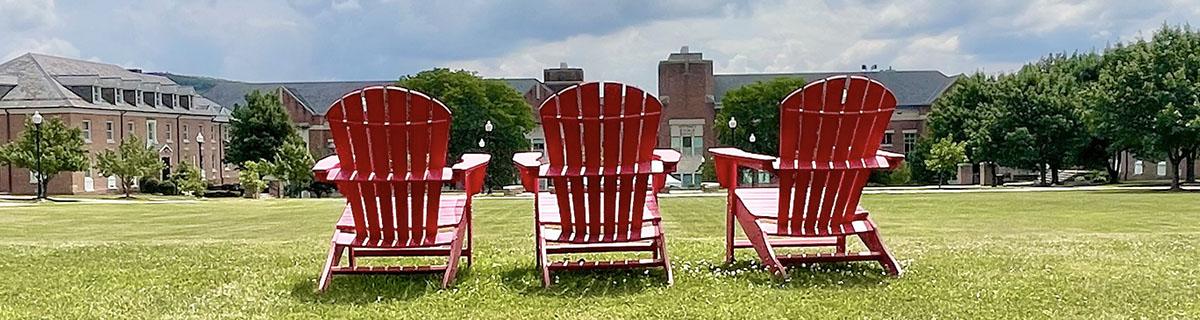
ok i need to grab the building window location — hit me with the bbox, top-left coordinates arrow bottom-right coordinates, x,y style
902,130 -> 918,155
882,130 -> 894,146
81,120 -> 92,143
165,124 -> 173,142
115,89 -> 124,104
531,138 -> 545,151
1157,161 -> 1168,176
1134,160 -> 1144,175
135,90 -> 144,105
127,121 -> 135,137
183,125 -> 190,143
91,87 -> 101,103
146,120 -> 157,145
670,125 -> 704,157
107,176 -> 118,190
105,121 -> 115,143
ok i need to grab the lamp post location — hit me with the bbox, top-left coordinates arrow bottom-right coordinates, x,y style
196,132 -> 205,180
31,112 -> 44,201
480,120 -> 493,193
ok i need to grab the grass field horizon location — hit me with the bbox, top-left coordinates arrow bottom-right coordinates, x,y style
1,190 -> 1197,319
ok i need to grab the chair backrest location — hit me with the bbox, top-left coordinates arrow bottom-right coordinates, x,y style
539,81 -> 662,241
774,76 -> 897,236
326,86 -> 453,244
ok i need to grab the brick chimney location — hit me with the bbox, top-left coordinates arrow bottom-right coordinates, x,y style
543,62 -> 584,93
657,46 -> 715,159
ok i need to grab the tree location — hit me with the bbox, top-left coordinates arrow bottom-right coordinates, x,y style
714,77 -> 807,156
924,137 -> 967,188
0,117 -> 89,195
396,69 -> 537,189
171,162 -> 206,196
1091,25 -> 1200,190
239,160 -> 270,199
714,77 -> 806,186
926,73 -> 996,184
270,136 -> 314,197
95,136 -> 163,198
226,90 -> 298,166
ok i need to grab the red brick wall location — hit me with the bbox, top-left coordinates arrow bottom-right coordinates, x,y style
657,59 -> 716,149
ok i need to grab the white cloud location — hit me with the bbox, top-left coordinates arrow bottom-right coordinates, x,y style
2,37 -> 79,61
330,0 -> 360,11
0,0 -> 58,31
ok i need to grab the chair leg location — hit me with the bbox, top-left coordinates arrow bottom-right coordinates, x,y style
536,234 -> 552,288
835,236 -> 847,254
347,248 -> 357,268
317,242 -> 343,292
657,234 -> 674,286
725,210 -> 735,264
465,220 -> 474,268
442,229 -> 467,289
860,230 -> 902,276
734,210 -> 788,279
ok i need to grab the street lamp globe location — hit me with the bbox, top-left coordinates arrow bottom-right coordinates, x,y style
195,132 -> 204,144
484,120 -> 494,132
31,111 -> 43,125
727,117 -> 737,129
748,133 -> 757,143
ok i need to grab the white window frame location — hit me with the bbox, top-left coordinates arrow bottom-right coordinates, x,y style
105,121 -> 115,143
115,89 -> 124,104
902,130 -> 918,154
29,171 -> 39,184
81,120 -> 92,143
882,130 -> 894,146
127,121 -> 135,137
155,92 -> 162,106
1133,160 -> 1144,175
531,138 -> 545,152
91,86 -> 101,103
165,123 -> 173,143
107,176 -> 118,190
1157,161 -> 1168,176
135,90 -> 144,105
146,120 -> 158,145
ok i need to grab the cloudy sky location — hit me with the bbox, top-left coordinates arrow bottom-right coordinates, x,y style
3,0 -> 1198,91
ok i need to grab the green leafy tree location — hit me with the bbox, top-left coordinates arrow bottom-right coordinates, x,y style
171,162 -> 206,196
714,77 -> 806,156
226,90 -> 298,166
0,117 -> 89,195
926,73 -> 996,183
925,137 -> 968,188
239,160 -> 270,199
1091,25 -> 1200,190
270,136 -> 315,197
95,136 -> 163,198
396,69 -> 536,189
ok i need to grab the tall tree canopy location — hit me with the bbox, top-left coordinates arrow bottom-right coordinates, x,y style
714,77 -> 807,156
397,68 -> 536,188
0,117 -> 88,190
226,90 -> 299,166
1090,25 -> 1200,190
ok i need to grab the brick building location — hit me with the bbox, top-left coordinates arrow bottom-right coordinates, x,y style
170,74 -> 558,160
656,47 -> 960,186
0,53 -> 233,195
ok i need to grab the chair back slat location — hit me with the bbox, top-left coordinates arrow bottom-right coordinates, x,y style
775,76 -> 896,236
326,86 -> 453,246
539,82 -> 662,241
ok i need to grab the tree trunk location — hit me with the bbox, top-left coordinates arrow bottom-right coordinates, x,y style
1037,166 -> 1047,186
1186,152 -> 1196,183
1169,153 -> 1183,191
1106,152 -> 1121,184
938,173 -> 944,189
1051,166 -> 1060,185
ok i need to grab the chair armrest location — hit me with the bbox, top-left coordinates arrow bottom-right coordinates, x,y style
652,149 -> 681,173
452,153 -> 491,195
512,152 -> 543,192
876,150 -> 905,170
312,155 -> 340,182
709,148 -> 776,188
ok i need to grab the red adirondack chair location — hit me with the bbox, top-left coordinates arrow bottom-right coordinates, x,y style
710,76 -> 904,278
514,81 -> 680,287
312,86 -> 489,291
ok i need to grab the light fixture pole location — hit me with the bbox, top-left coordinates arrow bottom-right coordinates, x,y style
31,112 -> 44,200
480,120 -> 493,194
196,132 -> 205,179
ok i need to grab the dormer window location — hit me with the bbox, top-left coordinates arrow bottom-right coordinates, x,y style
91,87 -> 101,102
155,92 -> 162,106
135,90 -> 144,105
115,89 -> 124,104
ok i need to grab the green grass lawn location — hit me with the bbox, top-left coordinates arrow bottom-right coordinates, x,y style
1,191 -> 1198,319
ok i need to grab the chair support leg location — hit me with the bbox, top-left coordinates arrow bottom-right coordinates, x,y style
725,210 -> 735,264
441,227 -> 468,289
860,230 -> 902,276
347,248 -> 357,268
657,234 -> 674,286
734,210 -> 788,279
536,234 -> 552,288
835,236 -> 847,254
317,242 -> 343,293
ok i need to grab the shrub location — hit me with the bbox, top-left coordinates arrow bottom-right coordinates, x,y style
138,177 -> 162,194
158,181 -> 178,196
239,160 -> 270,198
171,162 -> 206,197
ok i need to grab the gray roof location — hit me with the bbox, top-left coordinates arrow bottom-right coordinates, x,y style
713,70 -> 959,107
0,53 -> 222,117
172,75 -> 544,116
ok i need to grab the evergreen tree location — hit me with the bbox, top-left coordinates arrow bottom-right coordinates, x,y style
226,90 -> 298,166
